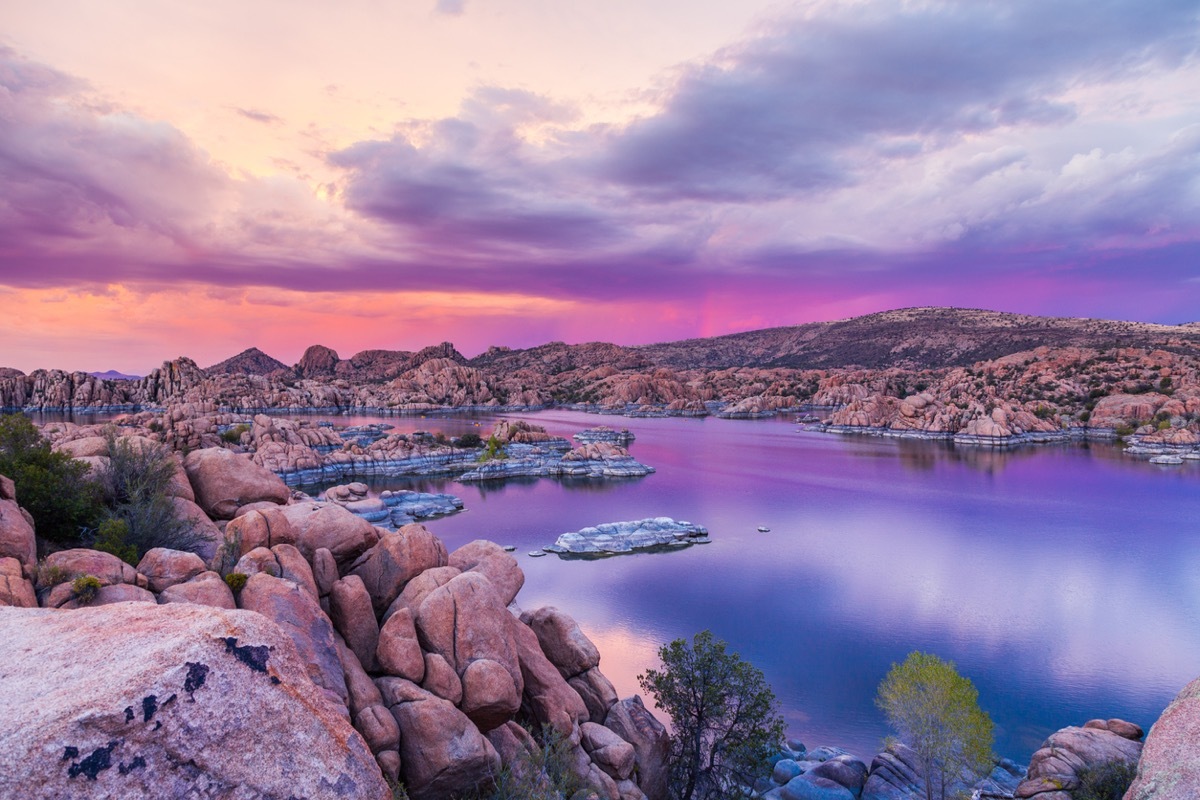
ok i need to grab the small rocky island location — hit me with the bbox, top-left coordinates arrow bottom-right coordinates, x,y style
543,517 -> 710,557
320,482 -> 464,528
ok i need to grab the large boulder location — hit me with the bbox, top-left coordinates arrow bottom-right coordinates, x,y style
605,695 -> 671,800
511,617 -> 589,736
1016,725 -> 1142,800
376,677 -> 501,800
521,605 -> 602,678
1121,685 -> 1200,800
166,495 -> 224,562
0,557 -> 36,607
415,572 -> 523,731
382,565 -> 460,623
376,607 -> 425,683
0,603 -> 387,800
136,548 -> 207,594
330,575 -> 380,673
183,447 -> 290,520
448,539 -> 524,605
222,507 -> 297,559
280,501 -> 380,568
233,545 -> 319,599
237,572 -> 348,708
0,496 -> 36,574
581,721 -> 636,781
350,524 -> 449,617
157,570 -> 236,609
570,666 -> 620,723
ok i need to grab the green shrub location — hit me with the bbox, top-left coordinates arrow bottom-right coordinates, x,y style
220,424 -> 250,444
464,724 -> 598,800
93,432 -> 206,560
0,414 -> 103,547
477,435 -> 508,463
93,517 -> 139,565
36,561 -> 70,588
457,432 -> 483,448
71,574 -> 102,605
224,572 -> 248,593
1075,759 -> 1137,800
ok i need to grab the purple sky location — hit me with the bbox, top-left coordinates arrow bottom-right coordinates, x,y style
1,0 -> 1198,372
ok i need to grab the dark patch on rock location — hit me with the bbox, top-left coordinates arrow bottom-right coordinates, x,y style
183,662 -> 209,700
118,755 -> 147,775
124,706 -> 134,723
62,746 -> 78,761
67,740 -> 119,780
319,772 -> 358,795
222,636 -> 271,674
142,694 -> 158,722
270,676 -> 281,685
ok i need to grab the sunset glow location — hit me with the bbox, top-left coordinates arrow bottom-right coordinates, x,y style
3,0 -> 1198,373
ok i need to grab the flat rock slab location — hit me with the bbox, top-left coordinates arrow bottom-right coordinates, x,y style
544,517 -> 709,556
0,603 -> 387,800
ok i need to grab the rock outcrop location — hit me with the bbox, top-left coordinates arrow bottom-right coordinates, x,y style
0,603 -> 388,800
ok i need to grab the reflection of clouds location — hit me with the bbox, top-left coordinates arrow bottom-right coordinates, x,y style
797,506 -> 1200,696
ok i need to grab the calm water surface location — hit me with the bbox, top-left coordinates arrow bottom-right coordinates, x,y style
55,409 -> 1200,760
299,409 -> 1200,761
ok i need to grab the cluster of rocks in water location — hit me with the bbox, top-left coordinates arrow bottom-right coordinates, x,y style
0,444 -> 672,800
320,481 -> 465,528
543,518 -> 710,557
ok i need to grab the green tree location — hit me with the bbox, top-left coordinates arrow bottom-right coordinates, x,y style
0,414 -> 102,547
876,651 -> 994,800
639,630 -> 785,800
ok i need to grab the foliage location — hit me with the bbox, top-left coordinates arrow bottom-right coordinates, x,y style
36,561 -> 70,588
224,572 -> 248,593
220,424 -> 250,444
467,724 -> 598,800
95,431 -> 206,560
639,630 -> 786,800
0,413 -> 103,547
93,517 -> 139,565
71,574 -> 102,604
477,435 -> 508,463
458,432 -> 483,448
876,651 -> 994,800
1074,759 -> 1137,800
386,777 -> 410,800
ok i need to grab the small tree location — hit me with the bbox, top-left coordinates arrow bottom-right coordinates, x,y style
0,414 -> 102,547
639,630 -> 785,800
876,651 -> 994,800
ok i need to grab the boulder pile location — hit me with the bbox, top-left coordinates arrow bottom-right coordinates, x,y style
0,452 -> 669,800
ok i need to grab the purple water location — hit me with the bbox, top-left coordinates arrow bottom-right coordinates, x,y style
41,408 -> 1200,761
299,408 -> 1200,762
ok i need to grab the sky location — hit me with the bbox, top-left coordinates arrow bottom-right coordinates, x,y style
2,0 -> 1199,374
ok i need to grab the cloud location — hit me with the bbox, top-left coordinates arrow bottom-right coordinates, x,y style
235,107 -> 283,125
2,0 -> 1199,337
435,0 -> 467,16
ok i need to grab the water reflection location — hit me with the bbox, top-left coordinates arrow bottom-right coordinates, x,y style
35,407 -> 1200,760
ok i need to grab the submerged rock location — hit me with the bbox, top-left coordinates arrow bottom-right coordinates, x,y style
544,517 -> 709,556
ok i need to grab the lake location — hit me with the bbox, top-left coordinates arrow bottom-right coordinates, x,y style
292,407 -> 1200,762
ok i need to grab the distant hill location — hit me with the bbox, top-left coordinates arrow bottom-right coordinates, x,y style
204,347 -> 288,376
634,307 -> 1200,370
89,369 -> 142,381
